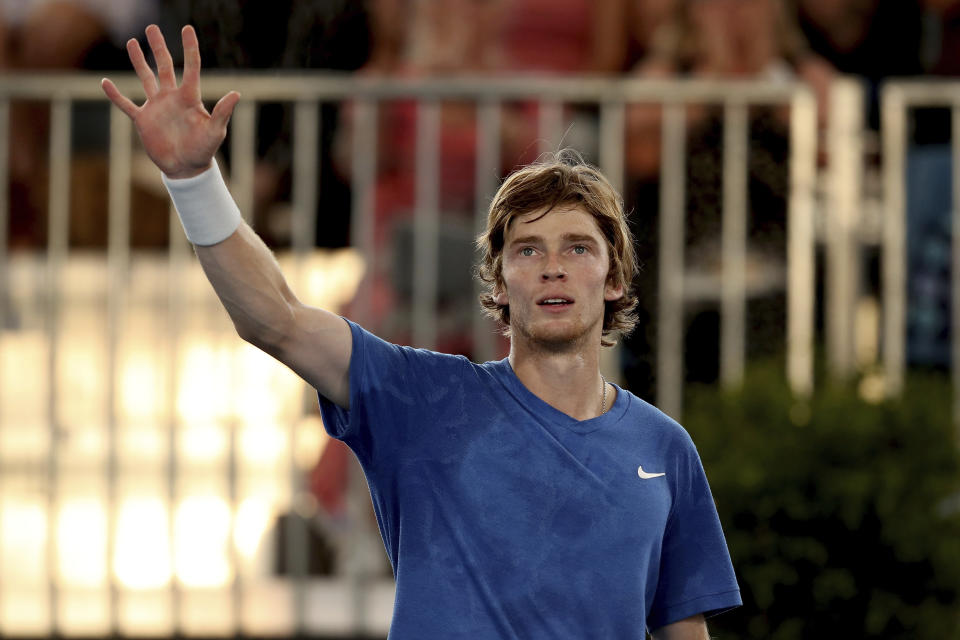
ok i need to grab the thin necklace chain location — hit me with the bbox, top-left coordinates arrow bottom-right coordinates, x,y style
600,374 -> 607,415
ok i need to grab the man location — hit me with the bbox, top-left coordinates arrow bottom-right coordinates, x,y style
101,24 -> 740,639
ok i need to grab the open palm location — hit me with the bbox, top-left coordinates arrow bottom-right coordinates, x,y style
101,25 -> 239,179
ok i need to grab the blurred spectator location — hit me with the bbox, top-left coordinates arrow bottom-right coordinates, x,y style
905,0 -> 959,368
796,0 -> 924,128
494,0 -> 637,168
1,0 -> 156,69
333,0 -> 501,351
3,0 -> 161,247
919,0 -> 960,75
624,0 -> 680,68
626,0 -> 833,180
906,144 -> 951,370
621,0 -> 830,399
496,0 -> 631,74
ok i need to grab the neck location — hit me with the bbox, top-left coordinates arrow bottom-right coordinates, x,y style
508,338 -> 609,421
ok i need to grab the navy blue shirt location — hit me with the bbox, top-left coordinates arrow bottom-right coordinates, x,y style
319,319 -> 740,638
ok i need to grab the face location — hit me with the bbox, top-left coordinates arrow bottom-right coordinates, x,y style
495,205 -> 624,352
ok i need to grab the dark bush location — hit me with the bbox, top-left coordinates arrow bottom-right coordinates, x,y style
684,364 -> 960,639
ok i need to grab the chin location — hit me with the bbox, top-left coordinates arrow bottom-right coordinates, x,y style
521,320 -> 592,351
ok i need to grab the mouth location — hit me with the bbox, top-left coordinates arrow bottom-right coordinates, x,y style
537,296 -> 574,309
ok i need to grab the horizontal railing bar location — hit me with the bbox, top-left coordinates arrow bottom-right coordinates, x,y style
0,73 -> 811,103
882,80 -> 960,106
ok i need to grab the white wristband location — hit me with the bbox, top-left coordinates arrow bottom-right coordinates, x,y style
162,159 -> 243,246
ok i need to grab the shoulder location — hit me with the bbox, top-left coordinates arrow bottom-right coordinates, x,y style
348,319 -> 472,368
618,387 -> 699,452
346,319 -> 495,395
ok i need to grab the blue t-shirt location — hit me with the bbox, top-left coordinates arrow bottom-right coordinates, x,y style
318,320 -> 740,638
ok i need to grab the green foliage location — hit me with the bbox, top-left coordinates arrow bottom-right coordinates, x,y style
684,364 -> 960,639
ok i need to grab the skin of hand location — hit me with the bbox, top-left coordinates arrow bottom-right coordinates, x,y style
100,24 -> 240,179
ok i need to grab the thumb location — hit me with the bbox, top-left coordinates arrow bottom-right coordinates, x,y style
211,91 -> 240,130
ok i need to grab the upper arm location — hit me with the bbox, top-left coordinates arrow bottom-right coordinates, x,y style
272,303 -> 352,409
194,225 -> 354,409
650,614 -> 709,640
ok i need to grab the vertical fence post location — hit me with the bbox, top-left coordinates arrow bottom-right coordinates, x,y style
720,101 -> 748,388
787,89 -> 817,396
826,78 -> 864,379
537,100 -> 563,155
46,96 -> 72,636
289,98 -> 320,634
106,105 -> 132,633
473,99 -> 501,364
413,101 -> 440,350
882,86 -> 907,397
166,199 -> 189,635
349,100 -> 377,329
0,99 -> 8,329
346,97 -> 379,633
598,98 -> 626,385
0,98 -> 9,624
657,102 -> 687,419
227,97 -> 258,632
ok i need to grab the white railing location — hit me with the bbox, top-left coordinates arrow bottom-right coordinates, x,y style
0,71 -> 922,636
881,80 -> 960,434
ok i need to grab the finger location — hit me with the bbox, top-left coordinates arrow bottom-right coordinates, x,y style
100,78 -> 140,119
126,38 -> 159,97
145,24 -> 177,89
211,91 -> 240,130
180,25 -> 201,101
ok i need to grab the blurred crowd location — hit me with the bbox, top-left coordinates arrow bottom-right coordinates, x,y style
4,8 -> 958,368
6,0 -> 958,246
3,0 -> 959,576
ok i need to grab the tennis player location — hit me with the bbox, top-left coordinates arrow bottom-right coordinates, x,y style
102,24 -> 741,639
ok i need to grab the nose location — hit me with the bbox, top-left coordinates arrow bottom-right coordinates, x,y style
541,255 -> 566,281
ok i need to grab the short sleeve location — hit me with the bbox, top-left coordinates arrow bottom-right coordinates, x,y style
647,439 -> 741,630
317,318 -> 469,465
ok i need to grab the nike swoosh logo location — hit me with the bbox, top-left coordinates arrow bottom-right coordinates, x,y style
637,465 -> 666,479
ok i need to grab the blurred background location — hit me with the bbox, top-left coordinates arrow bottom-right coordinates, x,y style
0,0 -> 959,638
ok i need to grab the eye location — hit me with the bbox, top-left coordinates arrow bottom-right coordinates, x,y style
572,245 -> 588,255
520,247 -> 536,257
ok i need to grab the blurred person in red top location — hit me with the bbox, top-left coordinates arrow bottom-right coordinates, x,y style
494,0 -> 639,169
333,0 -> 502,352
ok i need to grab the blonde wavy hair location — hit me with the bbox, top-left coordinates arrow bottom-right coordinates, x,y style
475,151 -> 639,347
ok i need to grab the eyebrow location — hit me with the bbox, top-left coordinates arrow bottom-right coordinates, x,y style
507,233 -> 600,247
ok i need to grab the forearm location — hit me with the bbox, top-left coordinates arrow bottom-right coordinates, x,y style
195,223 -> 299,352
164,161 -> 299,351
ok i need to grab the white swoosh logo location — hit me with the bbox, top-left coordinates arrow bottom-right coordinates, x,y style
637,465 -> 665,480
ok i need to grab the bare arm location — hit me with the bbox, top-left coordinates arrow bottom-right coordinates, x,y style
101,25 -> 351,407
650,614 -> 710,640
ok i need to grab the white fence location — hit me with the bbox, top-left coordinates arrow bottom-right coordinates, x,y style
0,72 -> 951,636
881,80 -> 960,428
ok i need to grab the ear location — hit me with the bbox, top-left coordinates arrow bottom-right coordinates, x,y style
494,287 -> 509,306
604,280 -> 624,302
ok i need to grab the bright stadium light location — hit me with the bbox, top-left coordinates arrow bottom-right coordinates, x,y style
174,496 -> 232,587
114,497 -> 171,589
57,499 -> 107,587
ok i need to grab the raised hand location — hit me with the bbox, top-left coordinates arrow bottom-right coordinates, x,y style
101,25 -> 240,179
